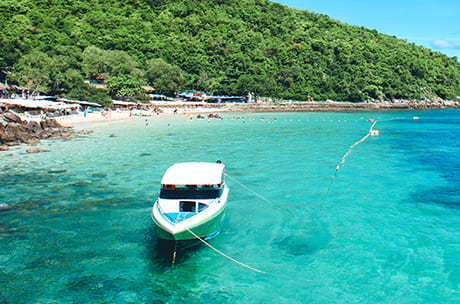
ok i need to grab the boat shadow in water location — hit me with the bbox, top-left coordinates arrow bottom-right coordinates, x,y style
143,226 -> 206,272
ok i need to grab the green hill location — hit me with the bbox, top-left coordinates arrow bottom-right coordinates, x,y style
1,0 -> 459,103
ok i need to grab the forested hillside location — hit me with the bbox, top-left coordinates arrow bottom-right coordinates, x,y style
1,0 -> 459,104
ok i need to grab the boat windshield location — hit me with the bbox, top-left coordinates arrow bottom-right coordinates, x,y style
160,184 -> 223,199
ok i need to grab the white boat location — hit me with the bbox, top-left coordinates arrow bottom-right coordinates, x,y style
151,162 -> 229,240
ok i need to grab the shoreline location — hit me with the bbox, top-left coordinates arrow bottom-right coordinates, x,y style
57,99 -> 460,127
221,99 -> 460,112
1,99 -> 459,151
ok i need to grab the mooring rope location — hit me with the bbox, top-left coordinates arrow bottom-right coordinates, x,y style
224,173 -> 274,205
152,209 -> 264,272
185,227 -> 267,274
327,120 -> 378,193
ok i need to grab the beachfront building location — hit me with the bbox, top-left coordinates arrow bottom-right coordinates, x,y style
56,98 -> 102,109
0,83 -> 9,98
177,91 -> 247,103
149,94 -> 169,101
1,83 -> 32,99
112,100 -> 137,109
86,75 -> 108,89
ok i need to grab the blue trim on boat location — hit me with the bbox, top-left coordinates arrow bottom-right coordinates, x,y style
164,212 -> 196,223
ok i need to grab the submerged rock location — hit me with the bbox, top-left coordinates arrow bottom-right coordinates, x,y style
0,203 -> 14,211
78,130 -> 94,135
71,181 -> 91,187
26,147 -> 44,153
92,172 -> 107,178
48,169 -> 67,174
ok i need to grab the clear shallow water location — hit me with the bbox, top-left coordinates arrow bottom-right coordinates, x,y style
0,110 -> 459,303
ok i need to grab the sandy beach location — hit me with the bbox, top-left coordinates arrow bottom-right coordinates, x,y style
55,102 -> 232,127
56,109 -> 138,127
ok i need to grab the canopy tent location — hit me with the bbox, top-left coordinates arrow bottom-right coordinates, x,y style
0,98 -> 76,110
149,94 -> 169,100
57,98 -> 102,107
112,99 -> 137,106
141,85 -> 155,92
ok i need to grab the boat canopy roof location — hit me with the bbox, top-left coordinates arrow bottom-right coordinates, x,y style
161,162 -> 225,185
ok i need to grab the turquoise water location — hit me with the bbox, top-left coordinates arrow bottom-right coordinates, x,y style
1,110 -> 459,303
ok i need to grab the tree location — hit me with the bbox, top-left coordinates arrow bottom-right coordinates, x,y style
11,50 -> 53,94
145,58 -> 183,96
65,82 -> 113,107
106,74 -> 144,99
104,50 -> 142,78
82,46 -> 141,79
81,46 -> 107,80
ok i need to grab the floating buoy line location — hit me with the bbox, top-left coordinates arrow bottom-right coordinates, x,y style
327,119 -> 378,194
327,116 -> 419,193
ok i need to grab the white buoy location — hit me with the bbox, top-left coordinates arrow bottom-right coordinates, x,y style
370,130 -> 379,136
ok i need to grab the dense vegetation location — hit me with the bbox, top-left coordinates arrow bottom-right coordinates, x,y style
1,0 -> 459,104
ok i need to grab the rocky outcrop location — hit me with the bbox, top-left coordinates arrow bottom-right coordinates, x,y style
3,112 -> 23,123
222,99 -> 460,112
0,111 -> 77,151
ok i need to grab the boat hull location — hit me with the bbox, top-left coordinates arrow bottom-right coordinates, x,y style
152,203 -> 227,240
151,162 -> 229,241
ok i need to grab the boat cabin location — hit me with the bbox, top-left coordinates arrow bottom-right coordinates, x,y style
158,162 -> 226,210
160,183 -> 223,199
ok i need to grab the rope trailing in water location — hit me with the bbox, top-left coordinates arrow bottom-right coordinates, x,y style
185,226 -> 266,274
224,173 -> 274,205
172,240 -> 177,265
327,120 -> 378,193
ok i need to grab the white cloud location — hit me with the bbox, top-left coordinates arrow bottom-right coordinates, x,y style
431,39 -> 458,49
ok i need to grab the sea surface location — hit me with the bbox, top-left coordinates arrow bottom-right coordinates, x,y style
0,110 -> 459,303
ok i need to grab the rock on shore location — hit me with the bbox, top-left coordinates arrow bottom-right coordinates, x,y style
0,111 -> 77,151
222,99 -> 460,112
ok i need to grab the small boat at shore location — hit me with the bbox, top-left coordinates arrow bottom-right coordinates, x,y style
151,162 -> 229,240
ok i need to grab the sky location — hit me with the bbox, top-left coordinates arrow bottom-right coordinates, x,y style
274,0 -> 460,60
